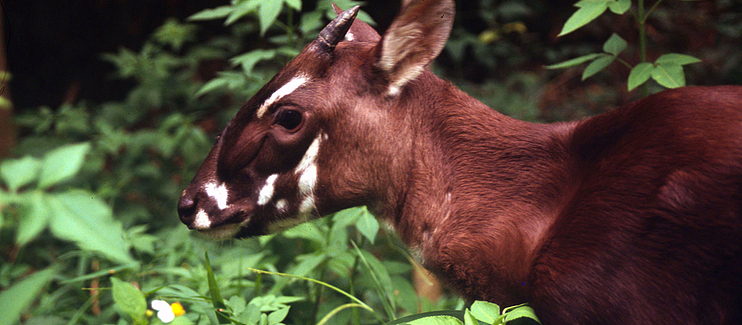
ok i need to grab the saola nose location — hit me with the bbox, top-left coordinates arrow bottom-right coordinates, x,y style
178,191 -> 197,226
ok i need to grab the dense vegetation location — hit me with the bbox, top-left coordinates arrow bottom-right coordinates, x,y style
1,0 -> 739,324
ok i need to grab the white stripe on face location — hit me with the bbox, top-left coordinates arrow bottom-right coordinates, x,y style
257,174 -> 278,206
256,75 -> 310,118
295,134 -> 322,196
205,182 -> 229,210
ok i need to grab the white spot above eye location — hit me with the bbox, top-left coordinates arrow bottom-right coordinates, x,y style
256,75 -> 310,119
257,174 -> 278,206
205,182 -> 230,210
193,209 -> 211,229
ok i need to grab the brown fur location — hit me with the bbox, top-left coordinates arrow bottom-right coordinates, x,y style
179,2 -> 742,323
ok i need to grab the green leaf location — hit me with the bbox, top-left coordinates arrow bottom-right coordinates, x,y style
111,277 -> 147,324
356,208 -> 380,244
195,77 -> 231,97
0,267 -> 56,325
38,143 -> 91,189
628,62 -> 653,91
385,311 -> 466,325
259,0 -> 284,35
225,0 -> 261,25
651,63 -> 685,88
188,6 -> 234,21
0,156 -> 41,192
282,221 -> 326,244
464,309 -> 479,325
558,1 -> 610,37
230,49 -> 277,76
608,0 -> 631,14
470,300 -> 501,324
544,53 -> 602,69
602,33 -> 627,56
204,252 -> 230,324
581,55 -> 615,80
284,0 -> 301,11
406,316 -> 464,325
502,304 -> 541,324
16,191 -> 50,246
47,190 -> 135,264
655,53 -> 702,66
268,306 -> 290,324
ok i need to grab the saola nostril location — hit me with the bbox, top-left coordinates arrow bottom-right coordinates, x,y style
177,193 -> 197,225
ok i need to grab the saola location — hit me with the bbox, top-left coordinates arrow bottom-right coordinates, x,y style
178,1 -> 742,323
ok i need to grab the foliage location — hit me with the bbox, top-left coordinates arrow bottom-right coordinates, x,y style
545,0 -> 701,93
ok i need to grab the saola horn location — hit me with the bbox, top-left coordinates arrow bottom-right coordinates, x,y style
316,6 -> 360,52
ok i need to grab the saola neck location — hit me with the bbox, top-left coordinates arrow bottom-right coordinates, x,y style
381,71 -> 574,304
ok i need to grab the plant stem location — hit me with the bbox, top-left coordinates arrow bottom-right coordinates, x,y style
637,0 -> 648,96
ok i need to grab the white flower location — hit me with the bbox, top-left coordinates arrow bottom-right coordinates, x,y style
151,299 -> 175,323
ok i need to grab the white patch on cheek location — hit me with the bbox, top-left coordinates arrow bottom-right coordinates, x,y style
193,209 -> 212,229
299,196 -> 315,215
205,182 -> 230,210
257,174 -> 278,206
275,199 -> 288,213
298,165 -> 317,195
256,75 -> 310,119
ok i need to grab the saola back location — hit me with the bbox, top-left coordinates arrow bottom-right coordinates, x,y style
178,1 -> 742,323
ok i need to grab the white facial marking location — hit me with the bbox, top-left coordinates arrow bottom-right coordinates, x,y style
193,209 -> 212,229
256,75 -> 310,118
299,196 -> 315,215
295,134 -> 322,174
205,182 -> 230,210
298,165 -> 317,196
345,31 -> 355,41
257,174 -> 279,206
275,199 -> 288,213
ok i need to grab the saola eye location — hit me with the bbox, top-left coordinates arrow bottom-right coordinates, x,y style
274,109 -> 303,131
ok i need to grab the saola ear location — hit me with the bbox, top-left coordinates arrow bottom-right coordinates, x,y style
377,0 -> 455,95
332,3 -> 381,43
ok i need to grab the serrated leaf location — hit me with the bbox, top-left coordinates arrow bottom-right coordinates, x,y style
608,0 -> 631,14
470,300 -> 501,324
38,143 -> 91,189
655,53 -> 701,66
582,55 -> 615,80
188,6 -> 233,21
47,191 -> 135,264
603,33 -> 627,56
259,0 -> 284,35
0,267 -> 56,325
16,191 -> 50,246
558,2 -> 609,37
544,53 -> 602,69
356,209 -> 379,244
0,156 -> 41,192
628,62 -> 653,91
111,277 -> 147,324
651,63 -> 685,88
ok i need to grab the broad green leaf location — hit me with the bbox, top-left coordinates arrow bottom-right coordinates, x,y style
0,156 -> 41,192
502,304 -> 541,324
385,311 -> 466,325
407,316 -> 464,325
16,191 -> 50,246
282,221 -> 326,244
268,306 -> 290,324
230,49 -> 277,75
195,77 -> 231,97
38,143 -> 91,189
608,0 -> 631,14
259,0 -> 284,35
188,6 -> 233,21
628,62 -> 653,91
0,267 -> 56,325
581,55 -> 615,80
47,191 -> 135,264
470,300 -> 501,324
284,0 -> 301,11
651,63 -> 685,88
356,208 -> 380,244
558,2 -> 609,37
655,53 -> 701,66
111,277 -> 147,324
602,33 -> 627,56
544,53 -> 601,69
288,253 -> 326,277
225,0 -> 261,25
464,309 -> 479,325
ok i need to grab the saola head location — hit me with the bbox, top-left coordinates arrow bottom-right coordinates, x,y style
178,0 -> 455,239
